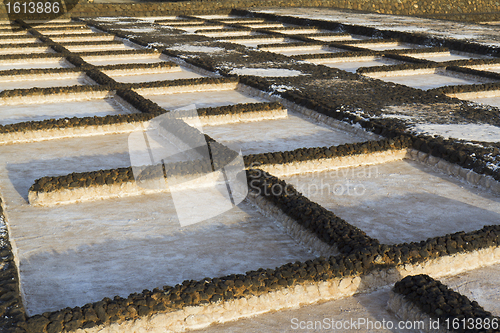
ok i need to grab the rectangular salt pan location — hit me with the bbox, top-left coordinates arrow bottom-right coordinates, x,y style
315,57 -> 403,73
203,112 -> 367,154
0,96 -> 135,125
281,159 -> 500,245
467,64 -> 500,74
0,58 -> 73,71
83,54 -> 168,66
372,71 -> 488,90
267,46 -> 343,56
225,38 -> 296,48
107,67 -> 204,83
0,134 -> 315,315
0,46 -> 53,55
270,28 -> 328,34
408,51 -> 490,62
469,96 -> 500,108
198,288 -> 401,333
142,89 -> 268,110
36,29 -> 94,35
50,35 -> 116,42
0,73 -> 93,93
307,34 -> 368,42
352,42 -> 423,51
63,43 -> 138,52
0,37 -> 39,44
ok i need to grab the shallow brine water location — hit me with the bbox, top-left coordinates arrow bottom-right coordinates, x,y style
282,159 -> 500,245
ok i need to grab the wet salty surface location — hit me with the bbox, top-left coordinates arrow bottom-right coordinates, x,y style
0,97 -> 134,125
194,287 -> 406,333
282,159 -> 500,245
142,89 -> 268,110
107,67 -> 204,83
0,59 -> 73,71
0,74 -> 93,93
203,112 -> 366,154
372,72 -> 486,90
0,134 -> 315,315
468,96 -> 500,108
83,54 -> 169,66
313,57 -> 402,73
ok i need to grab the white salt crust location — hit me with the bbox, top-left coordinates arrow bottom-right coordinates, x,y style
365,67 -> 496,84
0,72 -> 87,82
0,90 -> 109,106
366,67 -> 442,78
236,84 -> 380,141
133,82 -> 239,96
447,90 -> 500,100
387,292 -> 449,333
75,246 -> 500,333
258,149 -> 408,177
102,66 -> 184,76
405,149 -> 500,193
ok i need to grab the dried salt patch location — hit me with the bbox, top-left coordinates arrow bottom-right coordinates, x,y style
411,123 -> 500,142
121,27 -> 158,33
270,84 -> 296,92
380,114 -> 415,121
93,17 -> 121,21
229,68 -> 303,77
167,45 -> 225,53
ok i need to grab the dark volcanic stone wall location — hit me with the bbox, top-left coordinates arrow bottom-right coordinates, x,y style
394,274 -> 500,333
0,0 -> 498,22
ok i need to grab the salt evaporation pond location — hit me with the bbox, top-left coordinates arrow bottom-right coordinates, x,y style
0,73 -> 93,93
223,37 -> 296,48
406,51 -> 489,62
307,34 -> 368,42
469,96 -> 500,108
281,159 -> 500,245
63,43 -> 137,52
140,88 -> 268,110
195,287 -> 404,333
0,133 -> 316,315
313,56 -> 403,73
0,46 -> 53,55
266,45 -> 344,56
0,96 -> 134,125
203,111 -> 367,154
50,34 -> 116,42
83,54 -> 169,66
351,42 -> 423,51
371,71 -> 486,90
107,67 -> 204,83
0,58 -> 73,71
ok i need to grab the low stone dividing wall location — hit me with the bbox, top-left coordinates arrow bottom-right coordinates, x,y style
27,136 -> 411,204
389,274 -> 500,333
0,0 -> 496,22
